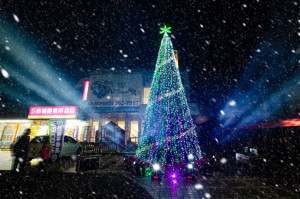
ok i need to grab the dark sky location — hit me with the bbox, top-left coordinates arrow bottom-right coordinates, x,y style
0,0 -> 299,119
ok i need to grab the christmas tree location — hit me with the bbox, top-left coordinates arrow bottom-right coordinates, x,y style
136,26 -> 202,167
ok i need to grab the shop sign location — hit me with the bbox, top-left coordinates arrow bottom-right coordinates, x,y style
28,106 -> 77,119
91,106 -> 139,113
89,74 -> 143,107
50,120 -> 65,154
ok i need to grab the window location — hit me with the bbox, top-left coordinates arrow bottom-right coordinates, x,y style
118,121 -> 125,130
93,121 -> 99,131
70,137 -> 77,143
30,136 -> 49,144
143,87 -> 151,104
64,136 -> 76,143
130,121 -> 139,144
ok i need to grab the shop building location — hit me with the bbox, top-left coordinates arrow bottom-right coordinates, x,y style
0,106 -> 88,149
78,69 -> 199,145
0,69 -> 200,149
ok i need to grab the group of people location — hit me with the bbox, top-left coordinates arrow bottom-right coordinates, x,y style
12,128 -> 51,176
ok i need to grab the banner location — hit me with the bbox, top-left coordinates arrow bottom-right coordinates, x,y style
72,126 -> 79,140
89,74 -> 143,107
50,120 -> 65,154
0,124 -> 18,148
82,126 -> 89,142
88,127 -> 95,142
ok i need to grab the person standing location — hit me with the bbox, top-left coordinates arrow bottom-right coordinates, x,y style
37,142 -> 51,177
12,128 -> 31,173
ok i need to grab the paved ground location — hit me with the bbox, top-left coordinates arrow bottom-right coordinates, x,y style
80,154 -> 300,198
0,171 -> 153,199
133,174 -> 299,199
1,151 -> 299,198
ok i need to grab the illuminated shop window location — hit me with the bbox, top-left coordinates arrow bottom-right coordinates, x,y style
118,121 -> 125,130
143,87 -> 151,104
93,121 -> 99,131
130,121 -> 139,144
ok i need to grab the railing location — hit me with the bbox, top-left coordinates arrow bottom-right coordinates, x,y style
80,142 -> 122,155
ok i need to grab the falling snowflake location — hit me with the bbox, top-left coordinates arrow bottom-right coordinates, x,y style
229,100 -> 236,106
13,14 -> 20,22
195,184 -> 203,189
128,69 -> 132,73
140,28 -> 145,33
123,54 -> 128,58
5,46 -> 10,51
205,193 -> 211,198
220,158 -> 228,164
1,68 -> 9,78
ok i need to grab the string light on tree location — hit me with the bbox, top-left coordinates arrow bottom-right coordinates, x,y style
136,26 -> 202,168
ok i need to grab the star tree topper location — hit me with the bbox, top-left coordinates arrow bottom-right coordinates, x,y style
160,25 -> 171,34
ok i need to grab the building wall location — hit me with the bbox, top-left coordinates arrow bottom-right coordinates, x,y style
83,70 -> 192,144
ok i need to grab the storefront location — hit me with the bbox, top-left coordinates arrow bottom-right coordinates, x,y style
0,106 -> 89,149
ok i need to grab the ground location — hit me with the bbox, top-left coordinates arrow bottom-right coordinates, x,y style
0,150 -> 299,198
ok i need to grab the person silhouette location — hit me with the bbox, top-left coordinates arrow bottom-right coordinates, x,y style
12,128 -> 31,173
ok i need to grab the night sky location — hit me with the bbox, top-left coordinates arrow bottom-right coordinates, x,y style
0,0 -> 299,120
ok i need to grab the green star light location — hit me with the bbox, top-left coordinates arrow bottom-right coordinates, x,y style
160,25 -> 171,34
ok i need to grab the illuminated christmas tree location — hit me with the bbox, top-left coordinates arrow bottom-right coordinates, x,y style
136,26 -> 202,167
